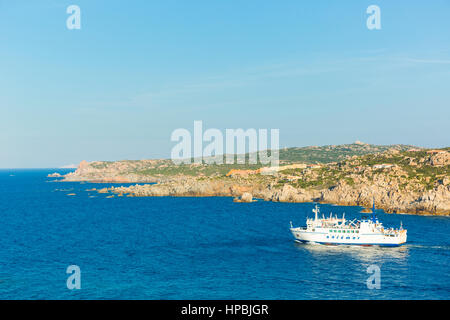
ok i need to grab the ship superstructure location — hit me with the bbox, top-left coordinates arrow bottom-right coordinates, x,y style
289,204 -> 407,247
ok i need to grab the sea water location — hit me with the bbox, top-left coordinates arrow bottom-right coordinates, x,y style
0,169 -> 449,299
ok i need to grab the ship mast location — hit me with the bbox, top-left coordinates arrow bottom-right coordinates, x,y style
313,204 -> 319,221
372,196 -> 377,223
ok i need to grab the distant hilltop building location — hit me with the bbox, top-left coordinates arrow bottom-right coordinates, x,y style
354,140 -> 365,145
373,164 -> 394,169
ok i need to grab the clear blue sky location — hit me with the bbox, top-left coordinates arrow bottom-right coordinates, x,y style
1,0 -> 449,167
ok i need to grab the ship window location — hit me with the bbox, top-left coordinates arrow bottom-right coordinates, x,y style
338,230 -> 341,233
326,236 -> 329,239
356,230 -> 359,233
353,237 -> 355,239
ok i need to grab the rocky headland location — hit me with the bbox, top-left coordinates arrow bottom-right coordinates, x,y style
62,144 -> 450,216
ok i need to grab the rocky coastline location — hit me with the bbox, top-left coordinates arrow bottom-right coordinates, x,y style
95,177 -> 449,216
62,145 -> 450,216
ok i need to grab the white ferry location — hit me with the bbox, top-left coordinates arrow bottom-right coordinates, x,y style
290,204 -> 407,247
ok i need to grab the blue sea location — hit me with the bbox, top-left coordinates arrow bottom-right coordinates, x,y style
0,169 -> 449,299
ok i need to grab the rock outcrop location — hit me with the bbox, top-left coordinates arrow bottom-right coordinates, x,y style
234,192 -> 254,203
64,160 -> 162,183
270,185 -> 319,203
429,151 -> 450,167
47,173 -> 62,178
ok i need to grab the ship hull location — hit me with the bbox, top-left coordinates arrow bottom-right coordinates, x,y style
290,228 -> 407,247
294,239 -> 405,247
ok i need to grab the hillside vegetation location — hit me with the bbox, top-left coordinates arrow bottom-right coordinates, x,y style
67,143 -> 420,179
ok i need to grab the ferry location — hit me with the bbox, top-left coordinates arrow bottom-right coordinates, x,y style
289,203 -> 407,247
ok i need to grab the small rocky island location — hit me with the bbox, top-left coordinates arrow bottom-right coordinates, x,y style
63,143 -> 450,216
